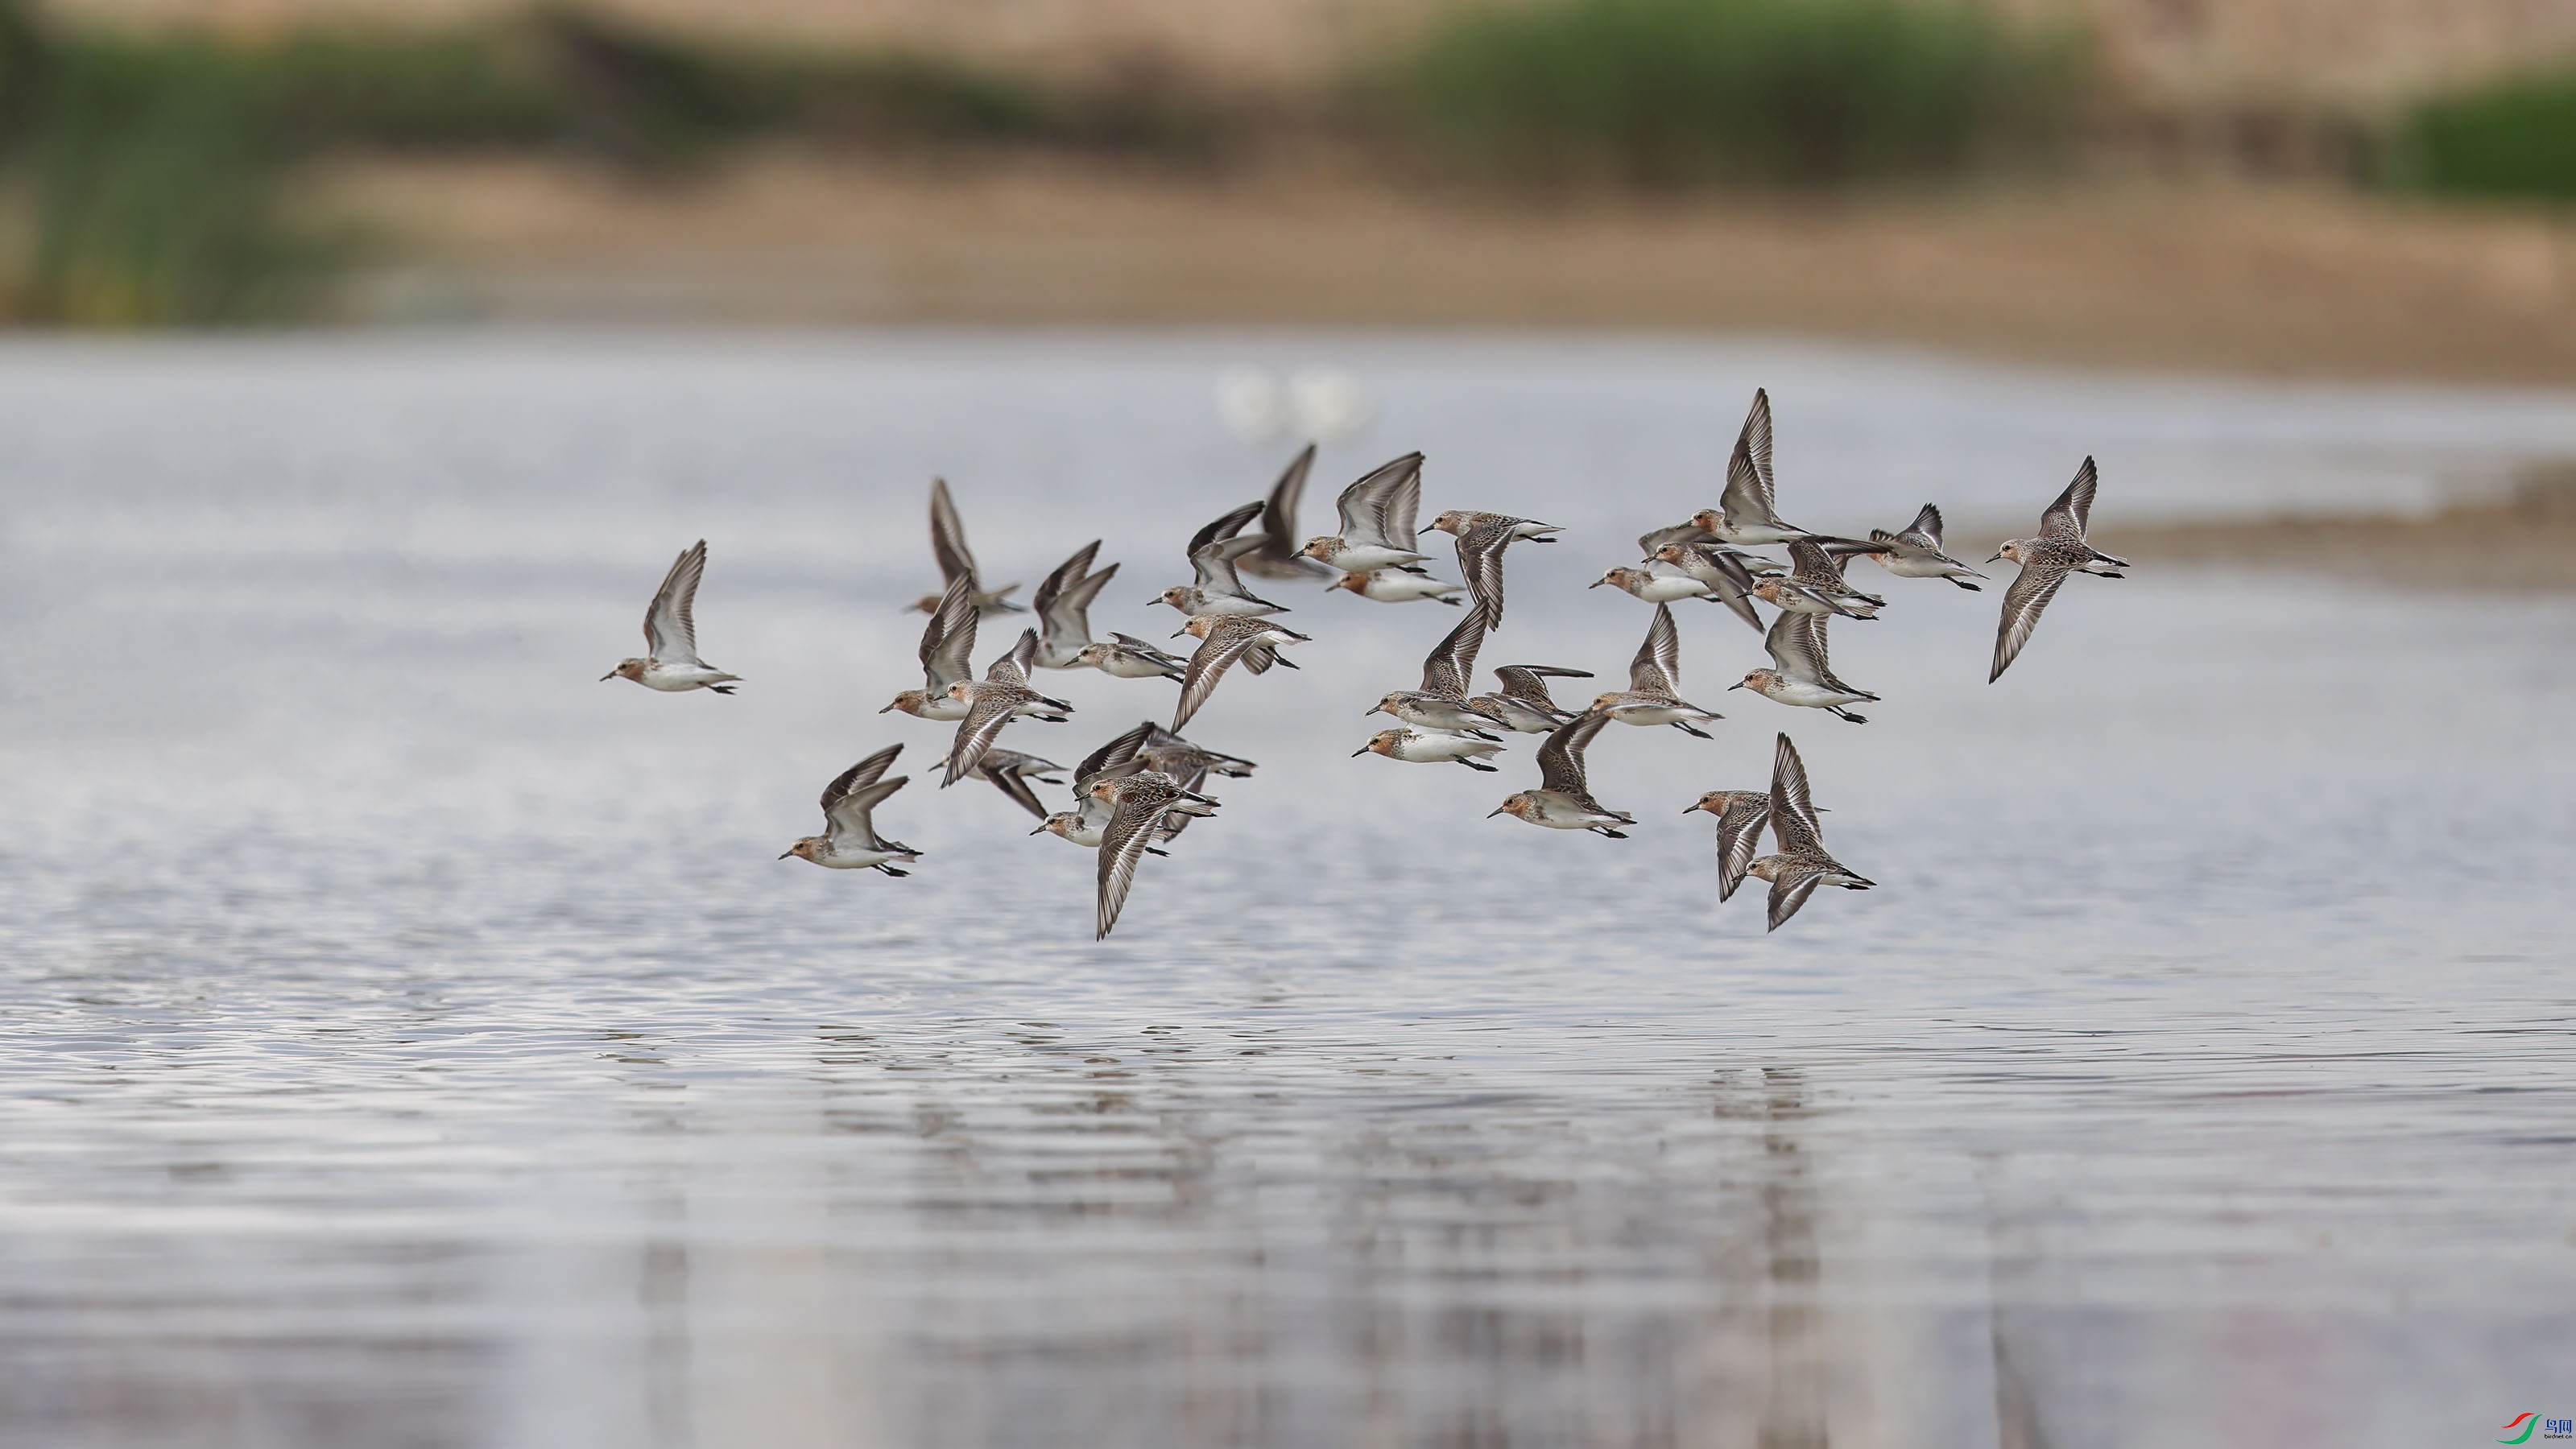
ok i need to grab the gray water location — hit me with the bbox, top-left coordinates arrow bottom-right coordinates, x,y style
1,332 -> 2571,1449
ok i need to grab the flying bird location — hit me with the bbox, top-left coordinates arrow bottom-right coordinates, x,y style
941,630 -> 1074,787
1592,603 -> 1724,737
1685,789 -> 1772,902
779,745 -> 920,876
1989,457 -> 2129,683
1467,664 -> 1594,733
1238,444 -> 1339,582
1156,500 -> 1288,617
1354,727 -> 1505,770
1427,510 -> 1562,628
1092,770 -> 1219,939
1172,614 -> 1311,731
602,539 -> 740,694
910,478 -> 1023,615
1369,603 -> 1504,736
1031,541 -> 1120,669
1745,733 -> 1873,931
1329,567 -> 1466,605
882,573 -> 978,720
1734,612 -> 1877,724
1488,711 -> 1635,837
1299,453 -> 1431,573
1840,504 -> 1987,591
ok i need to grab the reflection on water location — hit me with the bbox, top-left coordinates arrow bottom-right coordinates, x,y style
0,334 -> 2572,1448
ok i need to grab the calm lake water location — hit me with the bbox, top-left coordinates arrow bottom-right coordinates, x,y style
0,333 -> 2571,1448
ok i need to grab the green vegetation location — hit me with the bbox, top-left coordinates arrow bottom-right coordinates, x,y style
1376,0 -> 2085,188
24,42 -> 349,324
0,3 -> 1227,325
2388,69 -> 2576,201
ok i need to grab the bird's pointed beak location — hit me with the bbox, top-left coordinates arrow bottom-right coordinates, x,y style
777,848 -> 795,859
1726,682 -> 1745,690
599,671 -> 616,681
1169,625 -> 1189,638
1486,805 -> 1508,817
1351,745 -> 1370,757
1681,805 -> 1698,815
1416,524 -> 1436,535
1986,551 -> 2004,563
877,702 -> 896,712
1029,824 -> 1048,836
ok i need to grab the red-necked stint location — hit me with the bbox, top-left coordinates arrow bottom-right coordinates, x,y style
968,747 -> 1067,820
1355,727 -> 1505,771
1094,770 -> 1221,939
1032,540 -> 1121,669
602,539 -> 741,694
1745,733 -> 1872,931
1592,562 -> 1718,605
1989,456 -> 2128,683
1681,389 -> 1844,548
1783,539 -> 1887,618
1299,453 -> 1432,573
909,478 -> 1024,616
883,573 -> 978,720
1427,510 -> 1562,627
1648,541 -> 1767,632
1172,614 -> 1311,730
1238,444 -> 1340,583
1469,663 -> 1594,733
1489,710 -> 1635,837
1592,603 -> 1724,737
1685,789 -> 1772,902
1072,633 -> 1189,681
1157,500 -> 1289,617
1844,504 -> 1987,591
1329,567 -> 1466,605
1747,573 -> 1872,621
1046,719 -> 1251,848
1370,604 -> 1504,737
941,629 -> 1075,786
781,744 -> 920,876
1734,612 -> 1876,724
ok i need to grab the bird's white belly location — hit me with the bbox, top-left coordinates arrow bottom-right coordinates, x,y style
1391,733 -> 1500,763
1333,544 -> 1427,572
1763,680 -> 1863,708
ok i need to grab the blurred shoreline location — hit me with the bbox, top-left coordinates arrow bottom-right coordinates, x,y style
327,155 -> 2576,386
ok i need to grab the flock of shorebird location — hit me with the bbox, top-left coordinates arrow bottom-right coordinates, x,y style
602,389 -> 2127,937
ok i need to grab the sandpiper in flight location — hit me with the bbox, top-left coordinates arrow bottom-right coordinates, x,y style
1300,453 -> 1432,574
1734,611 -> 1877,724
1685,787 -> 1772,902
1368,603 -> 1506,736
780,744 -> 920,875
1489,710 -> 1635,837
882,573 -> 978,720
1468,663 -> 1594,733
1428,509 -> 1563,627
1989,456 -> 2128,683
910,477 -> 1024,615
602,539 -> 741,695
1744,733 -> 1874,931
1593,603 -> 1725,737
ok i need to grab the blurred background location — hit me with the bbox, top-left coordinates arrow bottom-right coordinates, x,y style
0,0 -> 2567,378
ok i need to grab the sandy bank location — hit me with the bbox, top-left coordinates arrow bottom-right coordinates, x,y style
331,156 -> 2576,387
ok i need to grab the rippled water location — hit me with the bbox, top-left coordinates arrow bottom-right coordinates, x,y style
2,333 -> 2572,1448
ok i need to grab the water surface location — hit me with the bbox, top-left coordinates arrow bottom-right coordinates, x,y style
1,333 -> 2572,1449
